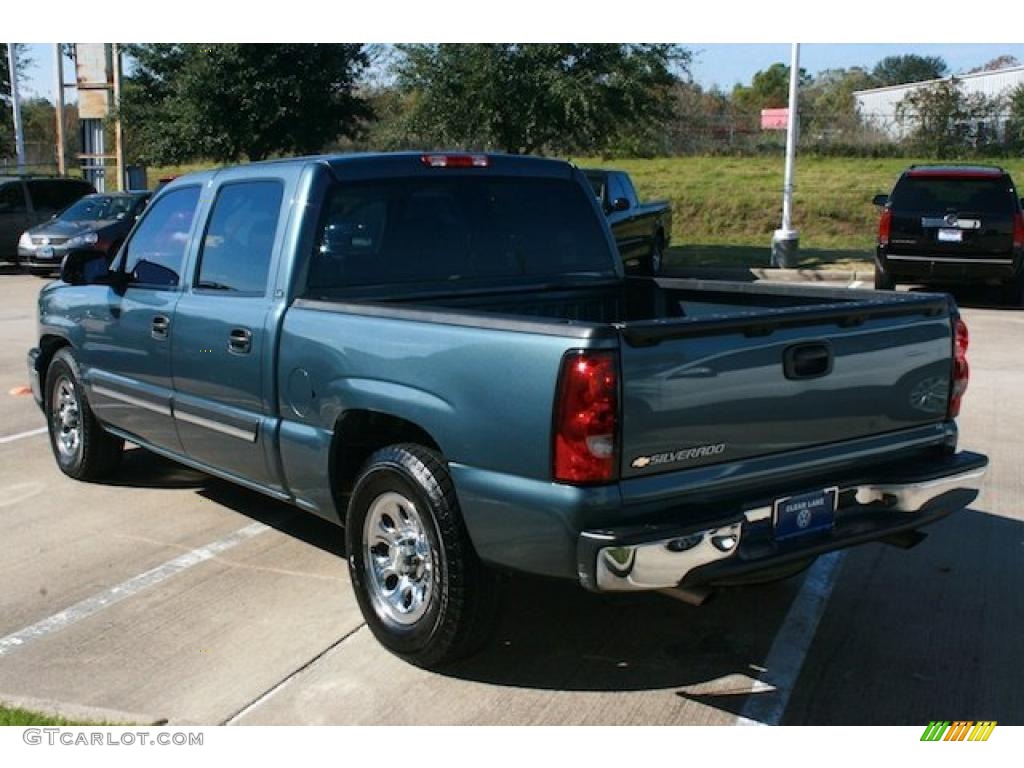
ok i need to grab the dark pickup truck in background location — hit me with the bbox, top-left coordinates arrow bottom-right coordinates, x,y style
873,164 -> 1024,305
584,168 -> 672,274
31,152 -> 986,669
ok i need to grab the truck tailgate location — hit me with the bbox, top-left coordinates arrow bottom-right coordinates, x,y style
618,293 -> 953,478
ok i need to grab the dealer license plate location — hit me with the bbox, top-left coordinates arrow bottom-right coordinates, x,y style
937,228 -> 962,243
773,487 -> 838,540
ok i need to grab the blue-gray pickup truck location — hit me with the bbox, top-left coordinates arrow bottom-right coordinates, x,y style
29,152 -> 987,668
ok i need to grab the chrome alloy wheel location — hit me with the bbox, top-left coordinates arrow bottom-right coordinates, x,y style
363,491 -> 435,626
51,375 -> 82,462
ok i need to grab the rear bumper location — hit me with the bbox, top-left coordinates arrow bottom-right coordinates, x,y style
878,246 -> 1021,284
578,450 -> 987,592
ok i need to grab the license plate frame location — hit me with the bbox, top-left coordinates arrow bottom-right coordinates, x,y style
773,486 -> 838,540
937,228 -> 963,243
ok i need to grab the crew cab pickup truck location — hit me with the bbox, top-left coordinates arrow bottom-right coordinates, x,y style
584,168 -> 672,274
30,152 -> 987,668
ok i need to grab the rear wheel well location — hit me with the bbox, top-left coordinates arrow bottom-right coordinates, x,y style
330,410 -> 442,512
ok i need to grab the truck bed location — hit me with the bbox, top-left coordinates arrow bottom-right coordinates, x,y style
296,277 -> 953,480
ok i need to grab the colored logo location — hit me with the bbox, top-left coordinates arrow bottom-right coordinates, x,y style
920,721 -> 996,742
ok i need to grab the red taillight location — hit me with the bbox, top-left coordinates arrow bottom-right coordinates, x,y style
1013,211 -> 1024,249
948,318 -> 970,419
878,208 -> 892,246
553,351 -> 618,484
421,153 -> 489,168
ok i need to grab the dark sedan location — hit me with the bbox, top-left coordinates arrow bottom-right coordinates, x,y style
18,191 -> 150,275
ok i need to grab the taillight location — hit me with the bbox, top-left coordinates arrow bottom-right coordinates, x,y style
878,208 -> 892,246
421,153 -> 489,168
1013,211 -> 1024,249
553,351 -> 618,483
948,318 -> 969,419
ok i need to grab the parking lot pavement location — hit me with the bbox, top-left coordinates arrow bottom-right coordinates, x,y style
0,274 -> 1021,725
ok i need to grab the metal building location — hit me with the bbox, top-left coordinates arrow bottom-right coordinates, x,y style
854,65 -> 1024,139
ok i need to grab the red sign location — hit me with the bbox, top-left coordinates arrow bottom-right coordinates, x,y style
761,108 -> 788,131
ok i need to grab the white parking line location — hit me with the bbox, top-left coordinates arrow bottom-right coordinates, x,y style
0,522 -> 269,657
0,426 -> 47,444
735,551 -> 845,726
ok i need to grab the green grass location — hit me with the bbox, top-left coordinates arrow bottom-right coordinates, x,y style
154,155 -> 1024,269
0,704 -> 99,726
574,155 -> 1024,255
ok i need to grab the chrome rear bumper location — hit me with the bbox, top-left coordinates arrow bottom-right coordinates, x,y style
582,454 -> 987,592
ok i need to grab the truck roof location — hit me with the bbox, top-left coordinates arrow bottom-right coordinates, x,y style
905,164 -> 1007,178
163,152 -> 576,189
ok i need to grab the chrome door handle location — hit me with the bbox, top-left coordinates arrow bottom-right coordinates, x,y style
228,328 -> 252,355
151,314 -> 170,340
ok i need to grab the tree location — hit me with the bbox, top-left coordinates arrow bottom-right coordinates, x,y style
120,44 -> 371,164
802,67 -> 877,137
969,55 -> 1020,73
1005,84 -> 1024,152
0,44 -> 32,158
392,44 -> 688,155
731,63 -> 811,113
896,79 -> 1003,156
871,55 -> 948,86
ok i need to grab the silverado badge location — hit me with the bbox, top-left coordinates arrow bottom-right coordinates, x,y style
631,443 -> 726,469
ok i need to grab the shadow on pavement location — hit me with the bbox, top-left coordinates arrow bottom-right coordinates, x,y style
908,283 -> 1022,311
97,449 -> 1022,724
662,244 -> 872,275
99,447 -> 346,557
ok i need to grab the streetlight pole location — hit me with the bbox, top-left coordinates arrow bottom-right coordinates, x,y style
7,43 -> 25,172
772,42 -> 801,268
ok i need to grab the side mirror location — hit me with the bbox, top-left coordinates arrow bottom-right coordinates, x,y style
60,249 -> 113,286
872,193 -> 889,207
610,197 -> 631,213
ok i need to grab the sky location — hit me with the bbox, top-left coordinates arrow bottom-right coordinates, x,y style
14,43 -> 1024,102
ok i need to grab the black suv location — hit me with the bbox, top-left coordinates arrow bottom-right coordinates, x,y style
872,165 -> 1024,304
0,176 -> 95,265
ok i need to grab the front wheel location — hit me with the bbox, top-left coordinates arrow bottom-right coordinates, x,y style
346,444 -> 500,668
45,348 -> 123,480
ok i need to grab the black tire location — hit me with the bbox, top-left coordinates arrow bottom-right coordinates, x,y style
44,348 -> 123,480
874,264 -> 895,290
644,234 -> 664,276
346,443 -> 500,668
999,271 -> 1024,307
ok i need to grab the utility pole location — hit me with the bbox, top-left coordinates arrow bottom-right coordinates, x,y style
54,44 -> 66,175
7,43 -> 25,172
112,43 -> 125,190
771,42 -> 801,268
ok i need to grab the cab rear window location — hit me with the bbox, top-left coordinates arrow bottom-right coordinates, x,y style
892,177 -> 1016,214
307,176 -> 614,291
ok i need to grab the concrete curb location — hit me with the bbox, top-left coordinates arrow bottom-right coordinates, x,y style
663,266 -> 873,283
0,692 -> 166,726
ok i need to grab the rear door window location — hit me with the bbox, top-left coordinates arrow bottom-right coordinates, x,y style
196,181 -> 283,295
121,186 -> 201,288
892,177 -> 1015,214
